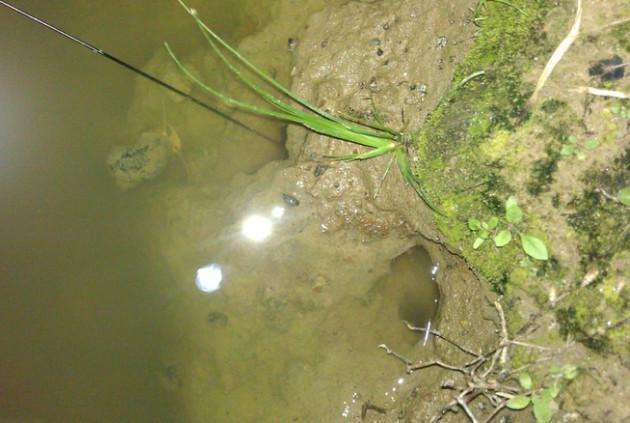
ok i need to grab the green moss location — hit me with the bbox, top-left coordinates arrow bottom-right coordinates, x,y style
540,98 -> 567,114
610,21 -> 630,53
413,0 -> 554,289
567,149 -> 629,271
509,340 -> 540,370
509,267 -> 529,287
557,300 -> 611,353
556,253 -> 628,355
409,0 -> 625,366
525,102 -> 584,196
480,130 -> 512,161
526,144 -> 560,196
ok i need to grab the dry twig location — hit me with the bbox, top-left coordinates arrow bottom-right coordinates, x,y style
572,86 -> 628,99
381,299 -> 558,422
529,0 -> 583,104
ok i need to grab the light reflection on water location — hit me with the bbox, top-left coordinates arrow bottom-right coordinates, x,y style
241,214 -> 273,242
0,0 -> 277,421
195,263 -> 223,293
1,0 -> 441,421
183,199 -> 440,421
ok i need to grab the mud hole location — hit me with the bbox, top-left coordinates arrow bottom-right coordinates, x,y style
119,0 -> 627,421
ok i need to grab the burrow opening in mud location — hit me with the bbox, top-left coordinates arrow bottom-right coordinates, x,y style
377,245 -> 440,335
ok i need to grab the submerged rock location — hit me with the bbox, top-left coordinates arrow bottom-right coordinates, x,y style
106,131 -> 172,190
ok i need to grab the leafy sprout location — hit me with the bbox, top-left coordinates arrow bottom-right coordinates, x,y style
560,135 -> 599,160
506,365 -> 578,423
618,187 -> 630,206
468,196 -> 549,260
165,0 -> 442,213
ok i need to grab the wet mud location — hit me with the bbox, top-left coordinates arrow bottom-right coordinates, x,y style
125,0 -> 500,421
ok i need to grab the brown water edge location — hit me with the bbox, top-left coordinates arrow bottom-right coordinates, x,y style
125,0 -> 444,418
128,0 -> 498,421
0,0 -> 495,422
148,172 -> 443,422
0,0 -> 282,421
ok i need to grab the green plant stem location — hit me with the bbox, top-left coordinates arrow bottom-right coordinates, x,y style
176,0 -> 394,139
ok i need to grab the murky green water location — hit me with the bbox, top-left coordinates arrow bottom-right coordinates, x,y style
0,1 -> 439,421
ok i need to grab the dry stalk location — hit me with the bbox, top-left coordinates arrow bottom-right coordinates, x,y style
572,86 -> 628,99
529,0 -> 583,105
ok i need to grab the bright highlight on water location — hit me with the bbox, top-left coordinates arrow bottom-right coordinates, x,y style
241,214 -> 273,242
195,263 -> 223,293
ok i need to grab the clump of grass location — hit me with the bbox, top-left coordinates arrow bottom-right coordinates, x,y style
165,0 -> 439,212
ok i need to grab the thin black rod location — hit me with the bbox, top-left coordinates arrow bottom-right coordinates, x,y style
0,0 -> 277,144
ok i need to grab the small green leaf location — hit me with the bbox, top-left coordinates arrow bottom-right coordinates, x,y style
562,364 -> 578,380
576,151 -> 586,161
540,388 -> 553,402
473,237 -> 485,249
560,145 -> 575,156
487,216 -> 499,229
567,135 -> 577,144
532,394 -> 556,423
610,105 -> 620,114
479,229 -> 490,239
618,187 -> 630,206
546,382 -> 561,399
521,234 -> 549,260
494,230 -> 512,247
519,372 -> 533,390
505,196 -> 518,209
468,218 -> 481,231
584,138 -> 599,150
506,204 -> 523,223
506,395 -> 531,410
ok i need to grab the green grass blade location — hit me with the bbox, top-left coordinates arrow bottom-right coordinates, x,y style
165,43 -> 303,122
167,43 -> 393,149
176,0 -> 393,139
395,150 -> 444,215
335,110 -> 399,137
329,144 -> 397,161
192,18 -> 309,120
299,116 -> 394,148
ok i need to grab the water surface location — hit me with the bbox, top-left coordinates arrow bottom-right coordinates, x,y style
0,1 -> 439,421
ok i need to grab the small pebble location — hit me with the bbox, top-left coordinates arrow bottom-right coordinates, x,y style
314,164 -> 329,177
282,193 -> 300,207
368,38 -> 381,46
207,311 -> 228,326
368,78 -> 379,92
436,36 -> 447,49
376,48 -> 384,56
288,38 -> 297,51
441,379 -> 455,389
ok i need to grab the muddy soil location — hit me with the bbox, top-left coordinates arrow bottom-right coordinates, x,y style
122,0 -> 627,421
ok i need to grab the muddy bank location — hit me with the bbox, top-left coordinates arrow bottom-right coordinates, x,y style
411,0 -> 629,421
121,0 -> 627,421
120,0 -> 501,421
